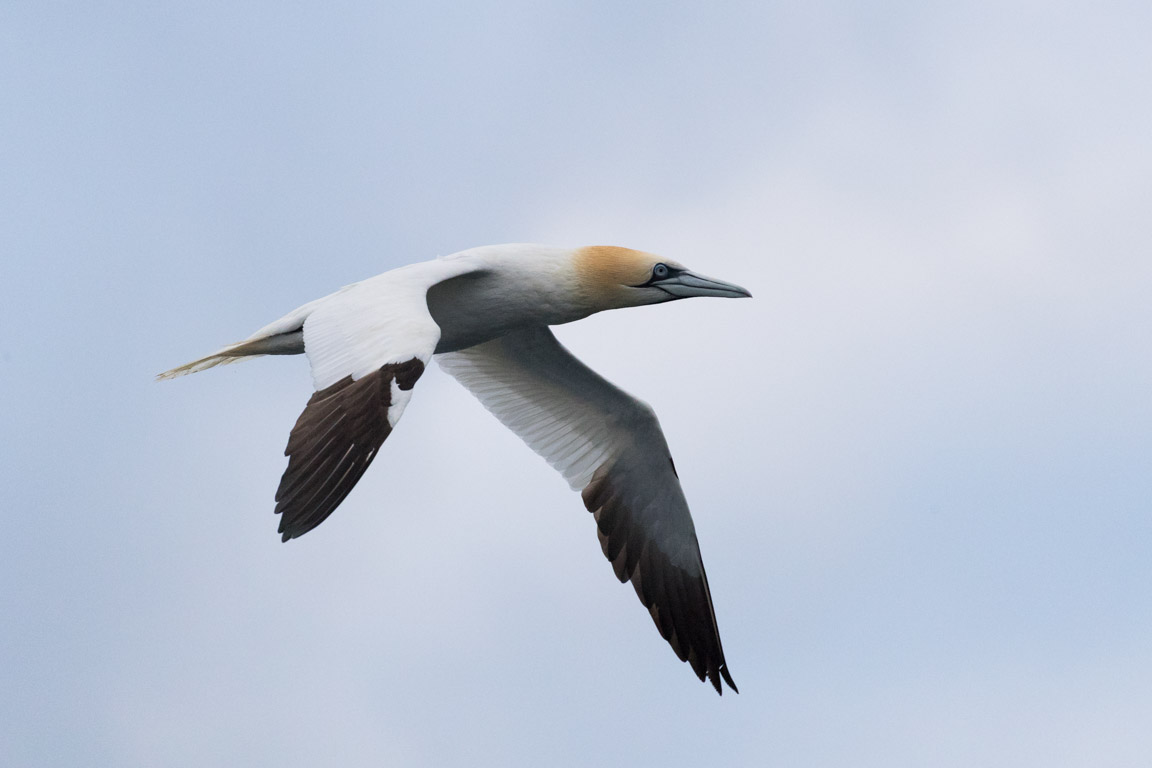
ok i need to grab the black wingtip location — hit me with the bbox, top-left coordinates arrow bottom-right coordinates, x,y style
720,664 -> 738,694
270,361 -> 424,546
706,665 -> 739,695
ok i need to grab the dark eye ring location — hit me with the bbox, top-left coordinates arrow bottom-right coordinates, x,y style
652,263 -> 670,279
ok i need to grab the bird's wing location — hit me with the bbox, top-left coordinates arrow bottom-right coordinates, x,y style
275,261 -> 478,541
436,326 -> 737,693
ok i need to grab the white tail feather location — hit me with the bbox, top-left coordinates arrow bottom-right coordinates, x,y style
157,302 -> 317,382
156,343 -> 263,380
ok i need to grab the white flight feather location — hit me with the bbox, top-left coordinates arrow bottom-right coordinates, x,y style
436,326 -> 705,573
159,257 -> 482,386
295,260 -> 479,391
436,331 -> 625,491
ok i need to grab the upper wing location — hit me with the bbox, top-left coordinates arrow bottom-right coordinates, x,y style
436,327 -> 737,693
274,261 -> 477,541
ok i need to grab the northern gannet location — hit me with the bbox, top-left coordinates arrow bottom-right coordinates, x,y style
159,244 -> 749,693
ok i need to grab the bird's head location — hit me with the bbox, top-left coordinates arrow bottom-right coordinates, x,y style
572,245 -> 752,312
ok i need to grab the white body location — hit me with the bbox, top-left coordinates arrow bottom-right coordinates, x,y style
158,243 -> 749,694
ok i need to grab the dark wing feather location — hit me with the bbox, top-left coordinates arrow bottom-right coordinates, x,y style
582,441 -> 738,694
274,358 -> 424,541
437,328 -> 737,693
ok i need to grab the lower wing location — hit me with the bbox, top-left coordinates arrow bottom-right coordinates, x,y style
437,326 -> 737,693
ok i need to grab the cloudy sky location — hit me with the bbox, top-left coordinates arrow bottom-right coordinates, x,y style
2,1 -> 1150,765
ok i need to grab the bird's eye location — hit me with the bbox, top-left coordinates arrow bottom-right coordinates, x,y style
652,263 -> 670,279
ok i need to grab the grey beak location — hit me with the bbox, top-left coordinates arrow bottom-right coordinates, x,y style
656,270 -> 753,299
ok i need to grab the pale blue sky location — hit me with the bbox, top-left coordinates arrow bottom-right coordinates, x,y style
2,2 -> 1150,766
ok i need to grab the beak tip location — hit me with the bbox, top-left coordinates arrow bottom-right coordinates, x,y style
660,271 -> 753,299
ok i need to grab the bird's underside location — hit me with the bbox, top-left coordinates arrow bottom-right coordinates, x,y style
159,244 -> 744,694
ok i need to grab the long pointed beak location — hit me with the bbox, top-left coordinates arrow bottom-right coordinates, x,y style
656,270 -> 752,299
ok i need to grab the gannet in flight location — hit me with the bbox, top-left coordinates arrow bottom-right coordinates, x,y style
159,244 -> 749,693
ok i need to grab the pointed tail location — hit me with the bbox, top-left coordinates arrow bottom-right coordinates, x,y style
156,297 -> 324,381
156,330 -> 306,380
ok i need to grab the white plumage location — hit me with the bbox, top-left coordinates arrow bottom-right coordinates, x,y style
159,243 -> 750,693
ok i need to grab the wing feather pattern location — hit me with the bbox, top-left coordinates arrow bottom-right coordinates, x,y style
273,259 -> 479,540
274,359 -> 424,540
436,327 -> 737,693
